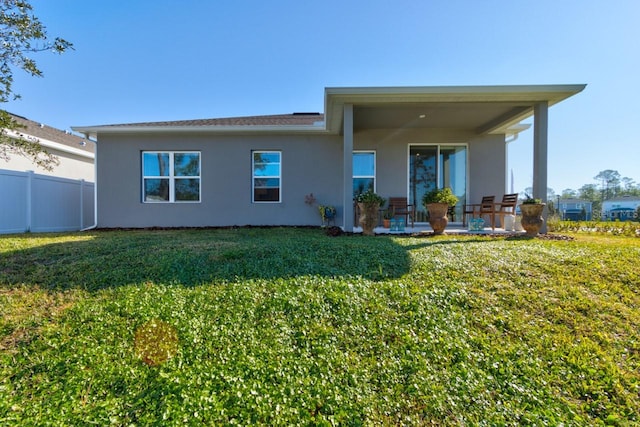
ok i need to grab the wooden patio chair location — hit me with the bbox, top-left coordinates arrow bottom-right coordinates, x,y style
462,195 -> 495,227
388,197 -> 415,228
489,193 -> 519,230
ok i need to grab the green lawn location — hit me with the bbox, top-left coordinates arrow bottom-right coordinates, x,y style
1,229 -> 639,425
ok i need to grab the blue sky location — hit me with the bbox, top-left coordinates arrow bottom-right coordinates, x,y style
5,0 -> 639,193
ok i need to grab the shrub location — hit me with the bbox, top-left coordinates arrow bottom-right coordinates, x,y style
422,187 -> 458,207
355,190 -> 385,206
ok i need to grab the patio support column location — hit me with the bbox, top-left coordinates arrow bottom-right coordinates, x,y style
533,101 -> 549,232
343,104 -> 354,232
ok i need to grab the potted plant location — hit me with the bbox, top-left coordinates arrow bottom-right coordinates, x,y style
422,187 -> 458,235
519,194 -> 546,236
355,190 -> 385,236
382,207 -> 394,228
318,205 -> 336,227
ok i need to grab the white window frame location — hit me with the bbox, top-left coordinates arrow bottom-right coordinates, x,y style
353,150 -> 376,196
142,151 -> 201,203
252,150 -> 282,203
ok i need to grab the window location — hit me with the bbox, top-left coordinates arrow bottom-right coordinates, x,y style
142,152 -> 200,203
253,151 -> 281,202
353,151 -> 375,198
409,145 -> 466,222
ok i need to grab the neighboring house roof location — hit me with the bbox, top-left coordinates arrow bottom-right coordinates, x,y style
559,199 -> 592,204
72,84 -> 586,140
5,113 -> 95,159
603,196 -> 640,202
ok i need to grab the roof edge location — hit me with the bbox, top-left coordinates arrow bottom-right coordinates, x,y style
71,124 -> 331,140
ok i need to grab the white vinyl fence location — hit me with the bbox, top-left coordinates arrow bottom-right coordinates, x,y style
0,169 -> 95,234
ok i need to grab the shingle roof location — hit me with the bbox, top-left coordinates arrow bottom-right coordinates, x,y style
9,113 -> 95,154
99,113 -> 324,128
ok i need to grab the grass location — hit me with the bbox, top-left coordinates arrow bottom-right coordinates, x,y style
1,228 -> 639,425
548,219 -> 640,237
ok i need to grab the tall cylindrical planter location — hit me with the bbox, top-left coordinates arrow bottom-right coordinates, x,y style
519,203 -> 545,236
426,203 -> 450,235
358,202 -> 380,236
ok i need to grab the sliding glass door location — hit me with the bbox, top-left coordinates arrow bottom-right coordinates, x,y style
409,145 -> 466,222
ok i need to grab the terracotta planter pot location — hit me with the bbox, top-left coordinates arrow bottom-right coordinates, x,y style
519,203 -> 546,236
426,202 -> 450,235
358,202 -> 380,236
383,219 -> 391,228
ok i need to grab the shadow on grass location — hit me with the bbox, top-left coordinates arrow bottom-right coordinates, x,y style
0,228 -> 415,291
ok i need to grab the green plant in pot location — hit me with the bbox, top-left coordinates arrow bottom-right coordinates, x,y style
355,190 -> 385,236
382,207 -> 395,228
519,194 -> 546,236
422,187 -> 458,235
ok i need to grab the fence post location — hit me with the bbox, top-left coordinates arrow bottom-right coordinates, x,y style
80,179 -> 85,229
26,170 -> 33,232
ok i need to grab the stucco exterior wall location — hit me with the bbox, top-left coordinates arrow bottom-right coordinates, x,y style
354,128 -> 507,205
467,134 -> 508,203
96,128 -> 509,228
96,133 -> 343,228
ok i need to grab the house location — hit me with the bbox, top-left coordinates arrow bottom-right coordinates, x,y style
1,112 -> 95,181
1,113 -> 96,233
558,198 -> 593,221
602,196 -> 640,221
72,85 -> 585,231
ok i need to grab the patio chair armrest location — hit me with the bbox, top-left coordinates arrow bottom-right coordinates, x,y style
464,203 -> 482,212
493,202 -> 515,211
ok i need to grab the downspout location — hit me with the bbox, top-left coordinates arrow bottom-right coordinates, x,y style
81,135 -> 98,231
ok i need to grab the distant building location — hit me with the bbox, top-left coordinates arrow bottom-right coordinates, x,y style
1,113 -> 96,233
1,112 -> 95,181
558,198 -> 592,221
601,196 -> 640,221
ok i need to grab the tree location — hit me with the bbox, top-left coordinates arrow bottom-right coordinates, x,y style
594,169 -> 621,200
522,187 -> 556,202
620,177 -> 640,196
0,0 -> 72,169
561,188 -> 577,199
578,183 -> 601,217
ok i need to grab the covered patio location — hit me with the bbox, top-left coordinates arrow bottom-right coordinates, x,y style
324,85 -> 586,233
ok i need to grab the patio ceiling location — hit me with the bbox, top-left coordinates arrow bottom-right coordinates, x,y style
351,102 -> 531,133
325,85 -> 586,135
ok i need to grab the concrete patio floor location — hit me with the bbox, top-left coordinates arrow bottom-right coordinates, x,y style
353,223 -> 526,236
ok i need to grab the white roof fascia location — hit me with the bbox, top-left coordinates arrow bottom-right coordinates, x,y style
325,84 -> 586,103
71,124 -> 330,140
4,129 -> 94,159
